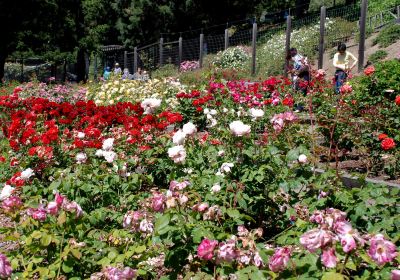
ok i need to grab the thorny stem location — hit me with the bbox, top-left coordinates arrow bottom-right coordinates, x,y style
340,253 -> 350,274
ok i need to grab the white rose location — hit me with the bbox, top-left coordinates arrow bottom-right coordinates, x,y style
20,168 -> 34,180
203,108 -> 210,114
95,149 -> 104,157
220,162 -> 234,173
141,98 -> 161,114
182,122 -> 197,135
76,153 -> 87,164
249,108 -> 264,119
168,145 -> 186,164
102,138 -> 114,151
77,132 -> 85,139
218,150 -> 225,156
298,154 -> 308,163
172,130 -> 186,145
229,120 -> 251,136
103,151 -> 117,163
210,109 -> 217,115
211,184 -> 221,193
0,184 -> 14,200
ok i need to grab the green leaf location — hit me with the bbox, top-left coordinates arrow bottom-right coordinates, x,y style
58,211 -> 67,225
134,245 -> 146,253
155,213 -> 170,235
62,263 -> 73,273
226,209 -> 241,219
321,272 -> 344,280
108,250 -> 118,260
70,249 -> 82,259
40,234 -> 52,246
31,231 -> 42,239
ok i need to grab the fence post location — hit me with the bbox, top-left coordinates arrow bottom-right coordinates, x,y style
178,36 -> 183,68
380,12 -> 384,26
318,6 -> 326,70
224,28 -> 229,50
21,57 -> 24,82
251,22 -> 257,76
199,33 -> 204,68
159,37 -> 164,66
123,51 -> 128,69
94,54 -> 97,81
284,14 -> 292,77
358,0 -> 368,72
397,6 -> 400,18
133,47 -> 138,73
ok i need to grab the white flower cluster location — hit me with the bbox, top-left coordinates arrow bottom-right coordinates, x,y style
96,138 -> 118,163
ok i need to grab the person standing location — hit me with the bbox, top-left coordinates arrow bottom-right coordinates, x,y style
114,63 -> 122,75
103,66 -> 111,80
287,48 -> 310,91
333,43 -> 358,93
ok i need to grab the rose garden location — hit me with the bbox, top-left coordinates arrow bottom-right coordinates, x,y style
0,56 -> 399,280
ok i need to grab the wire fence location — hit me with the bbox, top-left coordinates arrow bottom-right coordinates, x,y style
5,1 -> 400,83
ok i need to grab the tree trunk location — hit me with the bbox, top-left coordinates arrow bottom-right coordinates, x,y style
0,52 -> 6,84
76,48 -> 86,83
62,59 -> 67,82
295,0 -> 310,19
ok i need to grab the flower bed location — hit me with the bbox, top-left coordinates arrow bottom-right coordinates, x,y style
0,66 -> 399,279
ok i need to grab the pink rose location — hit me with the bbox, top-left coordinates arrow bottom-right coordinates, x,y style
47,201 -> 59,216
300,228 -> 334,252
216,239 -> 237,263
368,234 -> 397,266
391,270 -> 400,280
197,238 -> 218,260
2,196 -> 23,212
321,247 -> 338,268
0,253 -> 12,278
104,266 -> 137,280
268,247 -> 291,272
151,192 -> 165,212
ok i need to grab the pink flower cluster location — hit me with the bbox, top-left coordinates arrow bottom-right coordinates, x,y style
300,208 -> 397,268
123,210 -> 153,234
270,111 -> 298,133
0,253 -> 12,278
197,226 -> 264,267
103,265 -> 137,280
1,196 -> 23,212
180,60 -> 200,72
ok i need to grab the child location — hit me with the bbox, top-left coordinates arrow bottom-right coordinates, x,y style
333,43 -> 358,93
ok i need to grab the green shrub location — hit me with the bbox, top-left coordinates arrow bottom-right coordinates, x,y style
372,24 -> 400,47
368,50 -> 388,63
151,64 -> 179,79
212,46 -> 251,70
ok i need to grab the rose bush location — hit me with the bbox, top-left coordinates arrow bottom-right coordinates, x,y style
0,68 -> 398,279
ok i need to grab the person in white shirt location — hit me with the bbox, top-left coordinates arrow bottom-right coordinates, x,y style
333,43 -> 358,93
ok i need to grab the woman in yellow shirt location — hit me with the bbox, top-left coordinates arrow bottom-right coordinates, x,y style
333,43 -> 358,93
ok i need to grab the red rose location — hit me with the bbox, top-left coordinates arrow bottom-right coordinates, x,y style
378,133 -> 388,141
381,137 -> 396,150
395,96 -> 400,106
364,66 -> 375,76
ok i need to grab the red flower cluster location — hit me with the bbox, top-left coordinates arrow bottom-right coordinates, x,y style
381,138 -> 396,151
395,96 -> 400,106
378,134 -> 396,150
364,66 -> 375,76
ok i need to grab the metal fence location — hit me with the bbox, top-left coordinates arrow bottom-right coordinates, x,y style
6,1 -> 400,82
118,1 -> 399,77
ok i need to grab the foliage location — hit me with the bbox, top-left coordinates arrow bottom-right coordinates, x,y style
151,64 -> 179,79
368,50 -> 388,64
372,24 -> 400,48
212,46 -> 251,71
